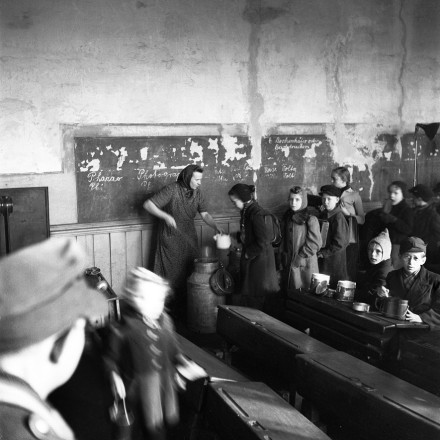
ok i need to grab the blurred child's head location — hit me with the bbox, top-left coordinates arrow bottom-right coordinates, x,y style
122,268 -> 170,320
288,186 -> 308,212
319,185 -> 341,212
399,237 -> 427,274
368,229 -> 391,265
387,181 -> 407,205
331,167 -> 351,189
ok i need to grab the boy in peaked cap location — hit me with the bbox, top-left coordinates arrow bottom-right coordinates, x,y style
354,229 -> 393,308
0,238 -> 108,440
378,237 -> 440,329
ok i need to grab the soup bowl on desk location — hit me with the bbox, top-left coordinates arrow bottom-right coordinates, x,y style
352,302 -> 370,313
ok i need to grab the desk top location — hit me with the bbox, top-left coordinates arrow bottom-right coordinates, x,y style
217,305 -> 336,355
296,351 -> 440,427
288,292 -> 429,334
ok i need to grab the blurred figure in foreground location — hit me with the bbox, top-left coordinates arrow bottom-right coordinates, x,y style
0,238 -> 108,440
106,268 -> 203,440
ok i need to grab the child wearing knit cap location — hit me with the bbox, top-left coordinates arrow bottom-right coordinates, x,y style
106,268 -> 203,440
363,181 -> 414,270
354,229 -> 393,309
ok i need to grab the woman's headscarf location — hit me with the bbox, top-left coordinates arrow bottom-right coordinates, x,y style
177,165 -> 203,197
228,184 -> 255,203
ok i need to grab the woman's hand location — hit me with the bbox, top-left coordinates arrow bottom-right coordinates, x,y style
216,227 -> 225,234
405,309 -> 423,323
165,214 -> 177,229
111,372 -> 126,399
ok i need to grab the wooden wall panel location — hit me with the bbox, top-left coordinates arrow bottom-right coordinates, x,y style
141,229 -> 154,270
110,232 -> 127,295
76,235 -> 95,268
51,216 -> 240,292
93,234 -> 112,284
126,230 -> 143,271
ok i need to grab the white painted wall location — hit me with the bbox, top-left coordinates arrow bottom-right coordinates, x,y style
1,0 -> 439,224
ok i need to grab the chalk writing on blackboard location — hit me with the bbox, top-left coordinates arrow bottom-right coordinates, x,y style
74,135 -> 253,223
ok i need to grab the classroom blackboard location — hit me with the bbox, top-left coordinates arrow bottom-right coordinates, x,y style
257,134 -> 335,215
74,136 -> 253,223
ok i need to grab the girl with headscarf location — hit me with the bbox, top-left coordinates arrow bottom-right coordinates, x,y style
144,165 -> 221,318
281,187 -> 322,295
228,183 -> 279,309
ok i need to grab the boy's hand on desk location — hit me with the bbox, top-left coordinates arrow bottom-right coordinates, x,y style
405,309 -> 422,323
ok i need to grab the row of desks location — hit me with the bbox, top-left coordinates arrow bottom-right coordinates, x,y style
216,305 -> 440,440
176,333 -> 331,440
285,291 -> 429,363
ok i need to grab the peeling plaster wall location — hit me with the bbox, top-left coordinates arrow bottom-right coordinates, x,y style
1,0 -> 440,224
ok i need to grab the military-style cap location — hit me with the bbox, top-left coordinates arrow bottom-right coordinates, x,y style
409,184 -> 434,202
400,236 -> 427,255
0,238 -> 108,353
319,185 -> 342,198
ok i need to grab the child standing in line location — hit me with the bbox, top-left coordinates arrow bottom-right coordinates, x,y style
228,183 -> 279,310
317,185 -> 350,288
281,186 -> 322,295
331,166 -> 365,280
106,268 -> 193,440
378,181 -> 414,269
331,166 -> 365,225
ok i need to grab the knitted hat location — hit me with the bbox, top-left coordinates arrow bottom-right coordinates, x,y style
369,229 -> 392,261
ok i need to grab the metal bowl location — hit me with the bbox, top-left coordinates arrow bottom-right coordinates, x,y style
352,302 -> 370,312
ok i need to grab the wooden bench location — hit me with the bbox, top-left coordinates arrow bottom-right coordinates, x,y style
206,381 -> 331,440
399,333 -> 440,396
216,305 -> 337,402
296,351 -> 440,440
